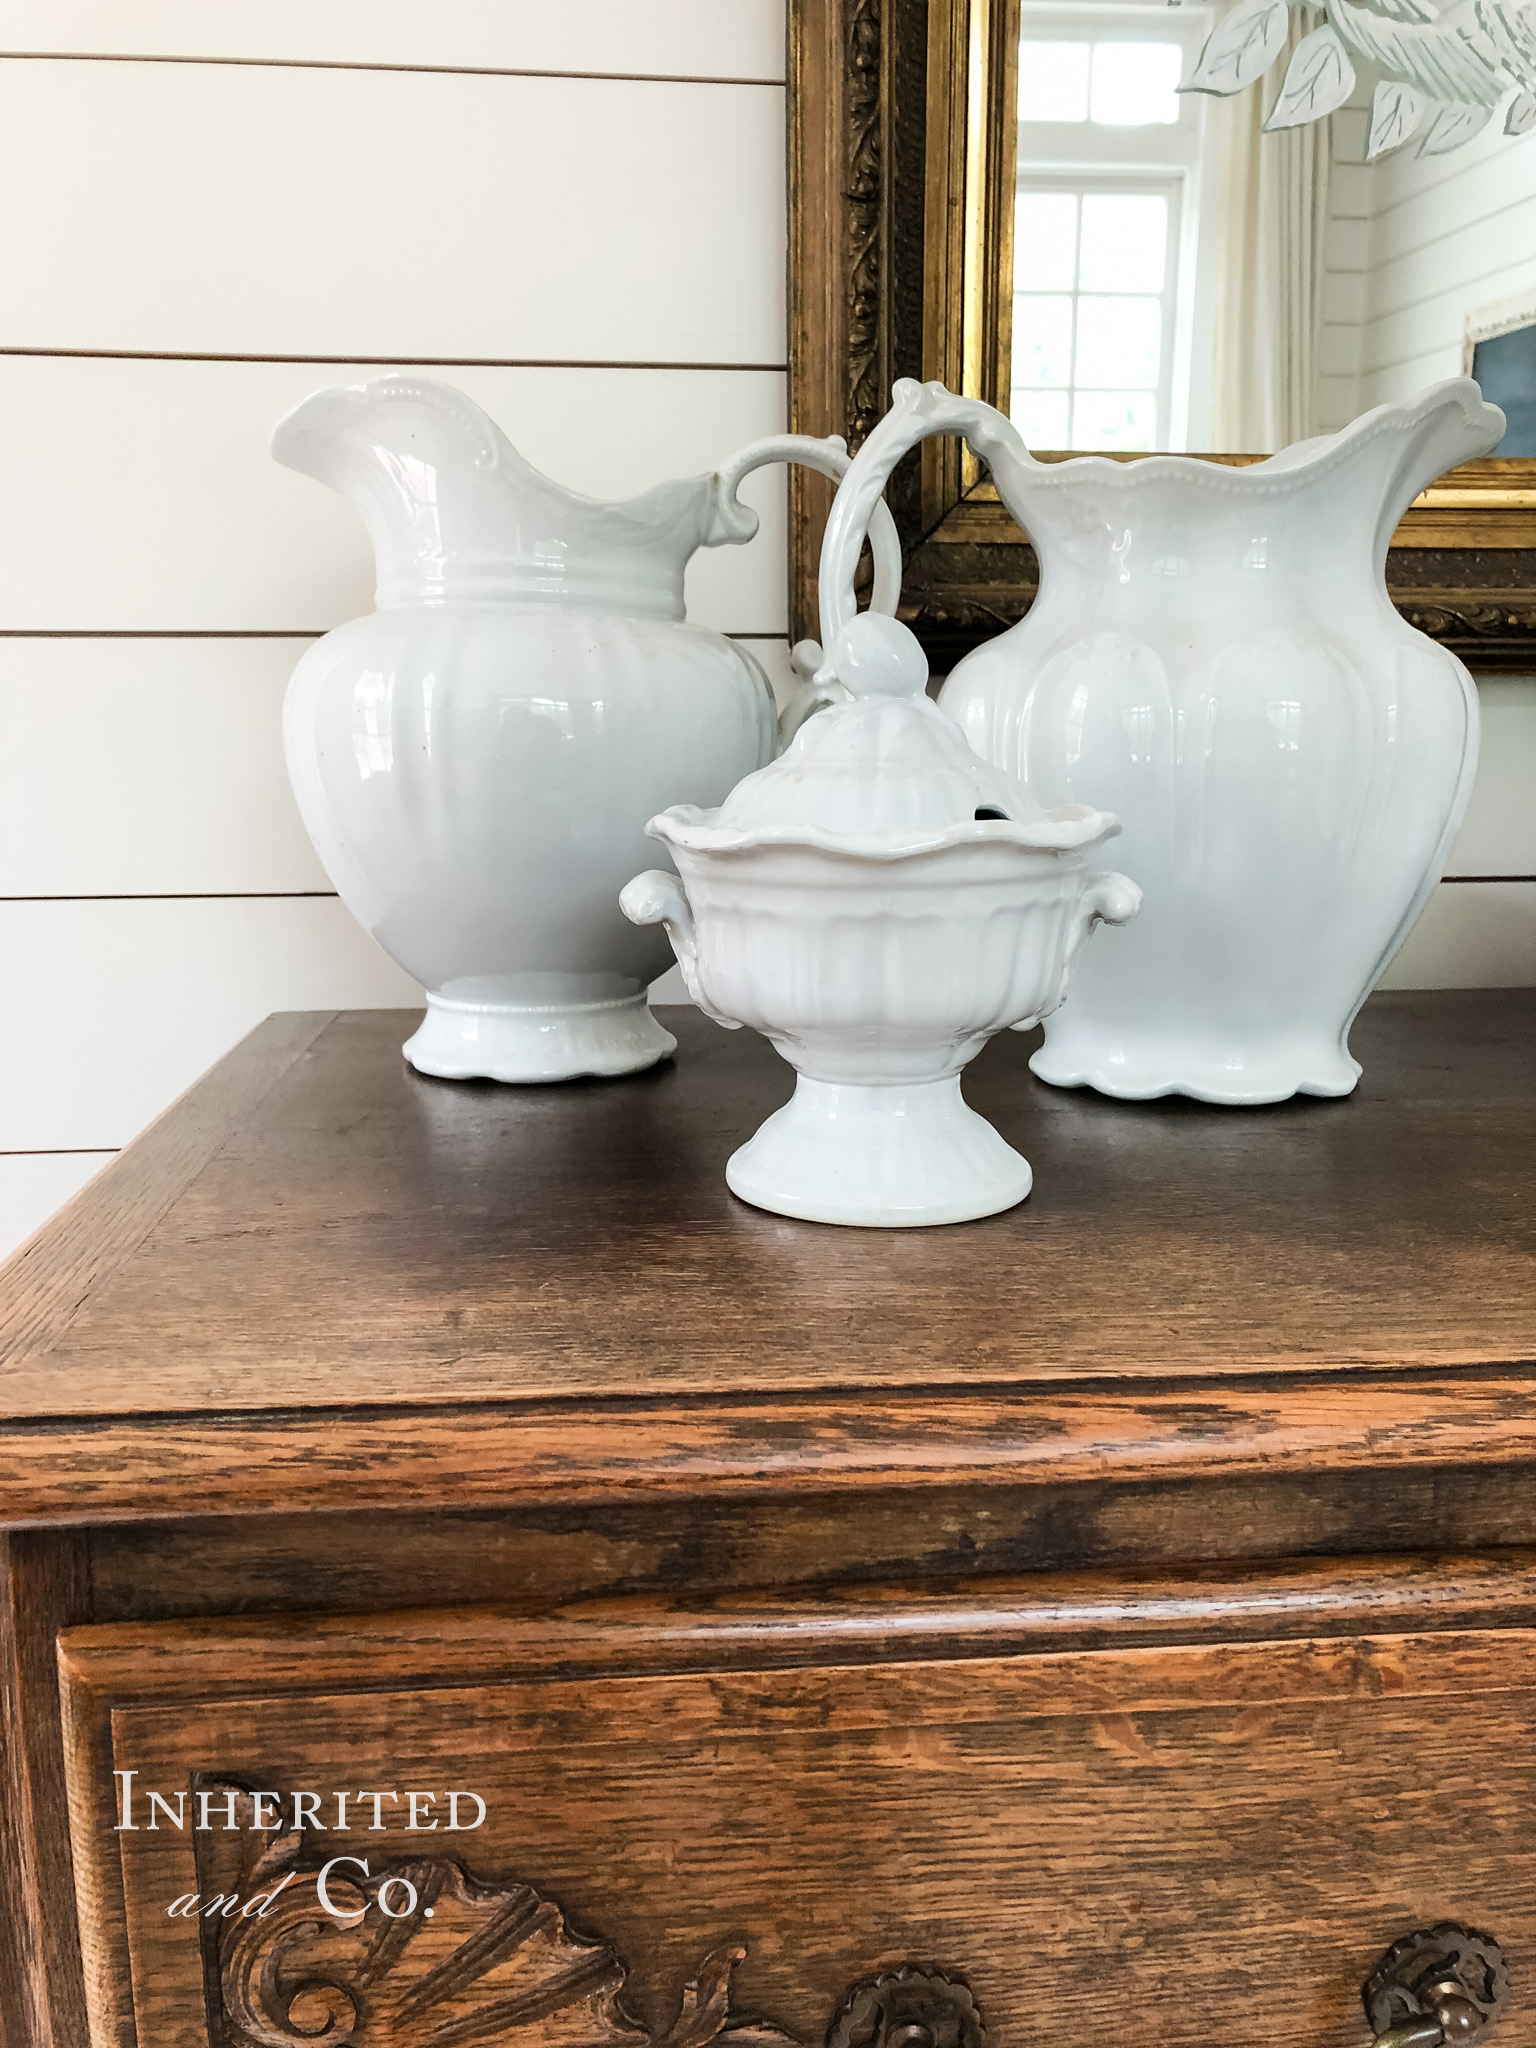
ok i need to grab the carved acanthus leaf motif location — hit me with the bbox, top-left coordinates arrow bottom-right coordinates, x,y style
1395,600 -> 1536,640
193,1783 -> 801,2048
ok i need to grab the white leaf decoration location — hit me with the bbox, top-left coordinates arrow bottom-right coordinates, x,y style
1327,0 -> 1504,104
1507,85 -> 1536,128
1264,25 -> 1357,127
1368,77 -> 1430,152
1476,0 -> 1536,89
1349,0 -> 1438,24
1181,0 -> 1291,93
1417,97 -> 1497,147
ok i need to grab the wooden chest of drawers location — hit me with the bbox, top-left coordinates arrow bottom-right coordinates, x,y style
3,995 -> 1535,2048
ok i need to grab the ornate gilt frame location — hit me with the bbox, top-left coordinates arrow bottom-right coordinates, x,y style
788,0 -> 1536,671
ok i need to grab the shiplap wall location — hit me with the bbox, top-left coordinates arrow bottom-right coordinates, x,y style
0,2 -> 792,1255
0,5 -> 1532,1261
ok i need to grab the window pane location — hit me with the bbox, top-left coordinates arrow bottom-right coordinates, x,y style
1019,42 -> 1090,122
1078,193 -> 1167,294
1090,42 -> 1182,125
1015,191 -> 1078,292
1011,388 -> 1070,447
1075,295 -> 1161,387
1013,295 -> 1074,388
1073,391 -> 1159,450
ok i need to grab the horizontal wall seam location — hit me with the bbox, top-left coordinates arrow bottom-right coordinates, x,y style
0,347 -> 789,372
0,893 -> 342,902
0,1149 -> 119,1158
0,630 -> 323,640
0,51 -> 785,88
0,629 -> 790,641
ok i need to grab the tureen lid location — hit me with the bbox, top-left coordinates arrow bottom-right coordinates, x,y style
653,613 -> 1117,856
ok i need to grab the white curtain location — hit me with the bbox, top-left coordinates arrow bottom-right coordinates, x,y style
1207,17 -> 1334,452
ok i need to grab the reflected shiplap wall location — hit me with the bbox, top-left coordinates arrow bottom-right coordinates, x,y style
0,5 -> 1532,1260
1321,96 -> 1536,413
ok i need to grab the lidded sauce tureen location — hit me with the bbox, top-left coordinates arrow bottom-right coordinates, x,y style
620,609 -> 1140,1227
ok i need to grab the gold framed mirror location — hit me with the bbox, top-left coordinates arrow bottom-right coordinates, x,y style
789,0 -> 1536,669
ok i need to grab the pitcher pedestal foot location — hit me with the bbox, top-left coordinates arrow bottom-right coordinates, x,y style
1029,1026 -> 1362,1106
726,1073 -> 1032,1228
404,988 -> 676,1083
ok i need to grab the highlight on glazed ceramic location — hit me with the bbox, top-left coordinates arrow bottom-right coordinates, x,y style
816,377 -> 1505,1106
273,375 -> 901,1085
621,606 -> 1139,1230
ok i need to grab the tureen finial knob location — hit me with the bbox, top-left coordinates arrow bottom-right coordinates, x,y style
830,612 -> 930,700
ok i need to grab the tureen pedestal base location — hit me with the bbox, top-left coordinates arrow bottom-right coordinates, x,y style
726,1073 -> 1032,1228
403,986 -> 677,1084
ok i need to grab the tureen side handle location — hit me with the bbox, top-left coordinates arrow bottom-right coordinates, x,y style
710,434 -> 904,747
619,870 -> 741,1031
1011,870 -> 1143,1032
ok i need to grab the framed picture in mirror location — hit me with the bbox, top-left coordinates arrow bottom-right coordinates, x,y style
789,0 -> 1536,669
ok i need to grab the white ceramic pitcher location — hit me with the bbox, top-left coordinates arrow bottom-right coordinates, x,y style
817,377 -> 1504,1105
273,376 -> 900,1083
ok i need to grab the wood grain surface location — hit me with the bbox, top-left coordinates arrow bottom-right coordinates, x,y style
58,1581 -> 1536,2048
53,1550 -> 1536,1701
78,1464 -> 1536,1625
0,993 -> 1532,1526
0,1533 -> 89,2048
0,1010 -> 332,1374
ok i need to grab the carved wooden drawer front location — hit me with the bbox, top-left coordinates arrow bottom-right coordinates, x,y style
58,1574 -> 1536,2048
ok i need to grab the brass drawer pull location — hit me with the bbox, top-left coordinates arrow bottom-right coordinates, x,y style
1365,1925 -> 1509,2048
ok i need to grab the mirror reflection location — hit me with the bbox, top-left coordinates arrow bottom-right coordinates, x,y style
1008,0 -> 1536,452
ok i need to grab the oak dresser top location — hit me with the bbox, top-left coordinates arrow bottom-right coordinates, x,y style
1,993 -> 1532,1527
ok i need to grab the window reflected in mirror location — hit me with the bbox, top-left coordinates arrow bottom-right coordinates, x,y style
1007,1 -> 1536,454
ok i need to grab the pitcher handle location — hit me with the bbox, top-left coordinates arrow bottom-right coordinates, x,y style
619,869 -> 740,1031
814,380 -> 1028,677
713,433 -> 904,744
1010,871 -> 1143,1031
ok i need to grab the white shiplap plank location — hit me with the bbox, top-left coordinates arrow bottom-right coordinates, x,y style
0,634 -> 795,897
1328,162 -> 1372,221
1361,354 -> 1463,409
0,637 -> 326,894
1322,216 -> 1368,272
0,1 -> 786,78
1379,881 -> 1536,988
0,60 -> 785,361
1319,269 -> 1365,328
1314,374 -> 1362,434
0,358 -> 790,633
0,898 -> 422,1149
1445,680 -> 1536,880
0,1151 -> 115,1265
1317,322 -> 1366,381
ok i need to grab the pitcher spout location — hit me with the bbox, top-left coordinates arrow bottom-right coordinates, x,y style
1329,378 -> 1506,566
272,374 -> 745,616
